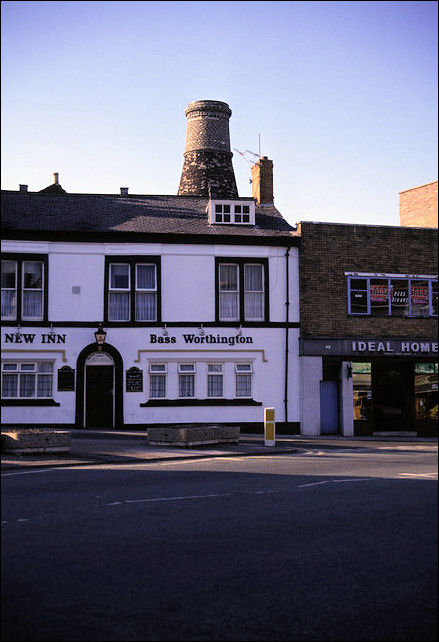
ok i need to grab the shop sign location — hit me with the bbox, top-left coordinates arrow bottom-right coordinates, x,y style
301,338 -> 438,357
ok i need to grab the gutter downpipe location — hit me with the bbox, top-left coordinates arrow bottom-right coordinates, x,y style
284,246 -> 290,429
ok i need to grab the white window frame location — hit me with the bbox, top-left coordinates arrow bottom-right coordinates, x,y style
149,363 -> 167,398
244,263 -> 264,321
235,362 -> 253,398
207,363 -> 224,398
21,260 -> 44,322
1,361 -> 54,399
178,363 -> 196,398
135,263 -> 157,322
219,263 -> 240,322
1,260 -> 17,320
108,263 -> 131,321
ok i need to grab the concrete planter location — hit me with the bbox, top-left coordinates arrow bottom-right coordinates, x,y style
1,429 -> 71,455
147,425 -> 240,447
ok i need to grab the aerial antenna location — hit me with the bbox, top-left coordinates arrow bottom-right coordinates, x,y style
233,148 -> 254,166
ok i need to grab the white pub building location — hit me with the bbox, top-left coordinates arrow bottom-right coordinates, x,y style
1,101 -> 301,433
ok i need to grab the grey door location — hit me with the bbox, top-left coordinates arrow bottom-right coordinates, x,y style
320,381 -> 339,434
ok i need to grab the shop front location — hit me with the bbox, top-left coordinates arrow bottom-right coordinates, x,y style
301,337 -> 438,437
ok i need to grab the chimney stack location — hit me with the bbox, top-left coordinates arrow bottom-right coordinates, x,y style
53,172 -> 59,185
19,184 -> 28,193
178,100 -> 238,198
251,156 -> 274,205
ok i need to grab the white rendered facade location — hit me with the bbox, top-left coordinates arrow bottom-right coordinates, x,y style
1,239 -> 300,432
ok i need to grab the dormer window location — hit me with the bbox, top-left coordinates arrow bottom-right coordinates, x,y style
208,199 -> 255,225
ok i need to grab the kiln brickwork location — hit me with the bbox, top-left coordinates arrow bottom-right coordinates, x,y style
178,100 -> 238,198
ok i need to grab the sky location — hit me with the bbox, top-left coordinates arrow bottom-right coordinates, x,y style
1,0 -> 437,228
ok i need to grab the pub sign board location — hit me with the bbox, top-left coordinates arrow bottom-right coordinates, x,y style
58,366 -> 75,391
126,367 -> 143,392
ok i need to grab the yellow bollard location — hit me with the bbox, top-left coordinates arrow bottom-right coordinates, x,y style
264,407 -> 275,446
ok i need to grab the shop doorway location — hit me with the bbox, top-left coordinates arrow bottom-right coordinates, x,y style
372,361 -> 414,431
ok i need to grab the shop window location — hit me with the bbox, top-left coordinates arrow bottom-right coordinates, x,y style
410,280 -> 430,317
390,280 -> 409,317
178,363 -> 195,398
348,279 -> 368,314
370,279 -> 390,316
106,257 -> 160,323
1,255 -> 47,322
149,363 -> 166,398
1,361 -> 54,399
347,275 -> 437,317
415,363 -> 438,421
352,362 -> 372,422
217,258 -> 268,323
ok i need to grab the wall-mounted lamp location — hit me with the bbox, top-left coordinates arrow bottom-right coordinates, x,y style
198,324 -> 206,337
94,323 -> 107,350
236,325 -> 243,338
346,364 -> 353,379
162,324 -> 169,337
48,323 -> 56,337
15,325 -> 22,340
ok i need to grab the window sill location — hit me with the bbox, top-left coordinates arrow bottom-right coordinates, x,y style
1,399 -> 61,407
140,399 -> 262,407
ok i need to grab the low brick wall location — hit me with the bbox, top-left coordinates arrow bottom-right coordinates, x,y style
147,425 -> 240,447
1,430 -> 71,455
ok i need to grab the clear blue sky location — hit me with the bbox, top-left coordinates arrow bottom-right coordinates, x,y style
1,0 -> 437,227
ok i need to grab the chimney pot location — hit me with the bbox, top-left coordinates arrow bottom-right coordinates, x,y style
19,184 -> 28,193
120,187 -> 129,196
53,172 -> 59,185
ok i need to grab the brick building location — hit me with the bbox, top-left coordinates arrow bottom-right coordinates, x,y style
298,222 -> 438,437
399,180 -> 438,228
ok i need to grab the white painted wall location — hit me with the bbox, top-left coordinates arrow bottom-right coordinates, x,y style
340,361 -> 354,436
1,240 -> 301,429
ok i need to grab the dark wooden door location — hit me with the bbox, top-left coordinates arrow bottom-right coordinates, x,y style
85,365 -> 114,428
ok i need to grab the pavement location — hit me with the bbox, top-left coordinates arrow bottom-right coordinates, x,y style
1,429 -> 437,471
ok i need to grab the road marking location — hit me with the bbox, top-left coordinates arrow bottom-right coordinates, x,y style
158,458 -> 220,465
332,478 -> 370,483
398,472 -> 438,479
2,468 -> 59,477
298,478 -> 369,488
106,492 -> 235,506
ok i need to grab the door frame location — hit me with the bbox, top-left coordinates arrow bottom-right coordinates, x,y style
85,357 -> 115,428
76,342 -> 124,428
